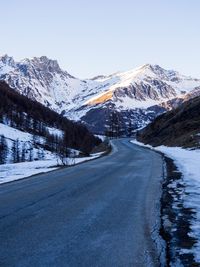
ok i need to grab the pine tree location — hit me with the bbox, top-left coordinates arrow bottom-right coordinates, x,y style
12,139 -> 20,163
106,111 -> 121,138
29,144 -> 33,162
0,135 -> 8,164
37,148 -> 45,160
21,143 -> 27,162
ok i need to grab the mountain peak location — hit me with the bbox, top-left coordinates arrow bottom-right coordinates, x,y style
0,54 -> 15,67
29,56 -> 61,72
140,63 -> 153,69
133,63 -> 181,81
139,63 -> 164,72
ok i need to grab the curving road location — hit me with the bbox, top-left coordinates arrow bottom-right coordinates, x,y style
0,139 -> 165,267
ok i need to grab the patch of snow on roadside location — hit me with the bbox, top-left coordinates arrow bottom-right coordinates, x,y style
0,153 -> 103,184
131,140 -> 200,263
155,146 -> 200,263
0,160 -> 59,184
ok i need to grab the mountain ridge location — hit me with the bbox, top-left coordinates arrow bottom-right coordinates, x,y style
1,54 -> 200,133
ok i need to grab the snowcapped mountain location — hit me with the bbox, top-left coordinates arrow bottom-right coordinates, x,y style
0,54 -> 87,113
87,64 -> 196,106
1,54 -> 200,133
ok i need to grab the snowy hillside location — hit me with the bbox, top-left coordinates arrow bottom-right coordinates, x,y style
1,54 -> 200,132
0,80 -> 102,184
0,122 -> 60,163
0,81 -> 103,184
0,123 -> 103,184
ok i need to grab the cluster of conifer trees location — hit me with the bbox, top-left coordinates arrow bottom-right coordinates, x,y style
0,81 -> 101,164
0,135 -> 8,164
105,111 -> 134,138
0,136 -> 46,164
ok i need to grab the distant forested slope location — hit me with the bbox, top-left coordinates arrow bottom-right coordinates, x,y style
137,95 -> 200,148
0,81 -> 101,155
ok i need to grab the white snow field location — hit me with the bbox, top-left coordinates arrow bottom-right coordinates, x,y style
131,140 -> 200,262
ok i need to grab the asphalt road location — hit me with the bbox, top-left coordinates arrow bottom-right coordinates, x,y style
0,139 -> 165,267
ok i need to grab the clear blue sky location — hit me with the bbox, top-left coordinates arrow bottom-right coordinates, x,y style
1,0 -> 200,78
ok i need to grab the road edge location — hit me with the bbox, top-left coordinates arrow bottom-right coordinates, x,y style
130,140 -> 199,266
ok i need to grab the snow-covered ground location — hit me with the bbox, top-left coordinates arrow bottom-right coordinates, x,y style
0,122 -> 104,184
0,152 -> 103,184
131,140 -> 200,263
0,159 -> 58,184
0,122 -> 56,162
46,126 -> 63,137
0,123 -> 33,142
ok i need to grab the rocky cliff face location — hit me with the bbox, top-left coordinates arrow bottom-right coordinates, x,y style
1,54 -> 200,133
0,55 -> 85,111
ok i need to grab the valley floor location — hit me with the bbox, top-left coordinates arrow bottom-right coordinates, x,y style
132,140 -> 200,264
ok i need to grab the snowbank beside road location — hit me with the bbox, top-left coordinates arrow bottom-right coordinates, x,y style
131,140 -> 200,263
0,159 -> 58,184
154,146 -> 200,263
0,153 -> 103,185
